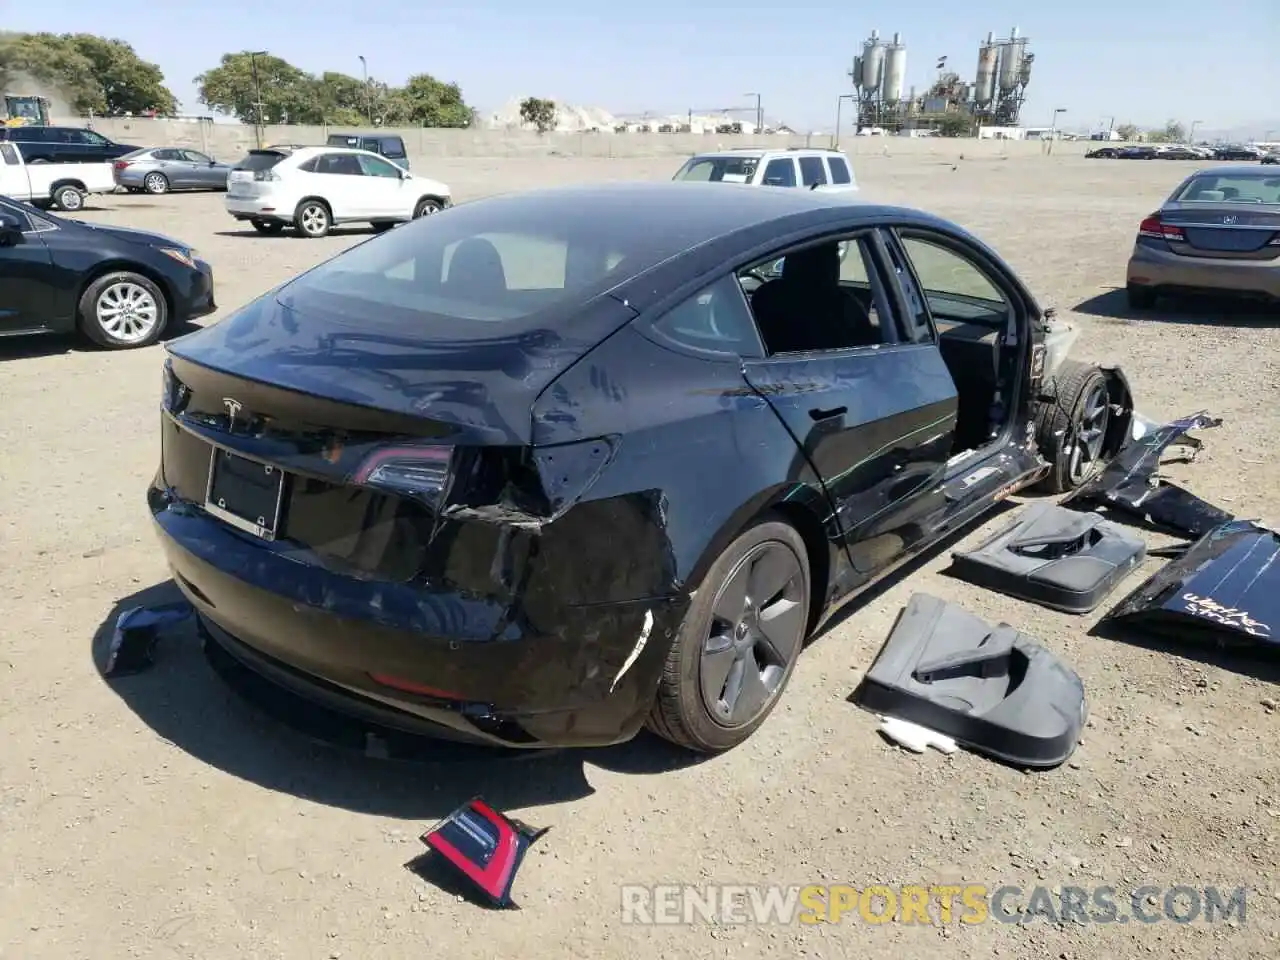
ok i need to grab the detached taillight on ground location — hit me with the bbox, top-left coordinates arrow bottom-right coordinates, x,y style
1138,215 -> 1185,243
352,444 -> 454,505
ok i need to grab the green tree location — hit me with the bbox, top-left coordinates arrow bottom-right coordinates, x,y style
519,97 -> 557,133
398,74 -> 471,127
1115,123 -> 1139,141
0,32 -> 176,115
195,52 -> 316,123
935,111 -> 973,138
1163,119 -> 1187,143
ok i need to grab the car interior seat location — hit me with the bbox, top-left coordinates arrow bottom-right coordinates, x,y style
443,238 -> 508,296
750,243 -> 878,353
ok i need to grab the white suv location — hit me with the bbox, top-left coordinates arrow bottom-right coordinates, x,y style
672,148 -> 858,194
225,145 -> 452,238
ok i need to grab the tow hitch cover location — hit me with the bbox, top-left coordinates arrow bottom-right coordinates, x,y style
950,503 -> 1146,613
851,594 -> 1087,768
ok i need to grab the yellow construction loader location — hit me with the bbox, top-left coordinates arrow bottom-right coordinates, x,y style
2,95 -> 51,127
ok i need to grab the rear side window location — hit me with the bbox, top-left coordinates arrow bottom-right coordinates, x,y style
234,150 -> 287,172
674,156 -> 759,183
651,274 -> 763,357
828,156 -> 852,184
761,158 -> 796,187
327,135 -> 359,147
380,137 -> 406,158
798,156 -> 828,186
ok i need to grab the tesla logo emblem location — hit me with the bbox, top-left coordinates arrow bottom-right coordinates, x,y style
1222,215 -> 1238,224
223,397 -> 243,429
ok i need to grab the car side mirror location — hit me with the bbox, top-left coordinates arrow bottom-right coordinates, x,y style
0,213 -> 24,246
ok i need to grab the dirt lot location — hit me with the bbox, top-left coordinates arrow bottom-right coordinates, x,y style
2,154 -> 1278,959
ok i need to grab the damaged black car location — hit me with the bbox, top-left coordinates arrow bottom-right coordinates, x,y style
149,182 -> 1133,754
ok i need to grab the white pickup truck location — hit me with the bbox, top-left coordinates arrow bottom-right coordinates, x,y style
0,140 -> 116,211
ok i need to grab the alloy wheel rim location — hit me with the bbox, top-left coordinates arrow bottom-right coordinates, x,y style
145,174 -> 165,193
60,190 -> 82,209
1065,381 -> 1111,484
301,205 -> 327,233
96,282 -> 159,343
699,541 -> 806,728
416,202 -> 437,218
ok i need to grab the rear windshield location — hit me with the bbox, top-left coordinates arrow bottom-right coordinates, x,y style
118,147 -> 151,161
276,190 -> 726,331
1176,174 -> 1280,204
234,149 -> 288,171
674,156 -> 759,183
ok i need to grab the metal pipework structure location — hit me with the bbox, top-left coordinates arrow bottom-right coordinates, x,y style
852,29 -> 909,133
973,26 -> 1034,128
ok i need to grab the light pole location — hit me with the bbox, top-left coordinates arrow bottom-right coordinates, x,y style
832,93 -> 858,149
248,51 -> 267,148
744,92 -> 762,134
1047,106 -> 1066,153
358,55 -> 371,124
1189,119 -> 1202,144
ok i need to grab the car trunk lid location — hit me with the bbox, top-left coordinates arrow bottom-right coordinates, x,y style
1159,203 -> 1280,259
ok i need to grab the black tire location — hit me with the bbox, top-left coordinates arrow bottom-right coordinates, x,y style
1034,360 -> 1111,493
1127,283 -> 1157,310
250,218 -> 285,235
294,199 -> 331,238
51,185 -> 85,211
77,271 -> 169,349
143,172 -> 169,195
646,517 -> 811,753
413,197 -> 443,219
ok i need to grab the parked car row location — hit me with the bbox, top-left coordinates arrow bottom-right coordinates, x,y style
1087,143 -> 1275,162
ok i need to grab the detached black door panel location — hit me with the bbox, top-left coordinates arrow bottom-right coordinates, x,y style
743,345 -> 957,580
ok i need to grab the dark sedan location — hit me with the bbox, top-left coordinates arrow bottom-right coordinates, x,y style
0,194 -> 215,348
150,182 -> 1133,754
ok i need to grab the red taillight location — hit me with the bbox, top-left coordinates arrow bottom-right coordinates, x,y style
368,673 -> 460,700
1138,215 -> 1184,242
113,160 -> 130,171
351,444 -> 454,504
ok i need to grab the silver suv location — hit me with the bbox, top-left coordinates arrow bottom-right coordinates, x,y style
673,148 -> 858,194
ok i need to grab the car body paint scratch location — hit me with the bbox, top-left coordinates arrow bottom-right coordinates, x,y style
610,609 -> 654,693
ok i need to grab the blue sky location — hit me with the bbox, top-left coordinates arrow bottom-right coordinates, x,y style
7,0 -> 1278,133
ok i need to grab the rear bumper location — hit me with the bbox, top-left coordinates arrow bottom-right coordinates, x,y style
225,195 -> 292,222
149,485 -> 684,748
1127,243 -> 1280,300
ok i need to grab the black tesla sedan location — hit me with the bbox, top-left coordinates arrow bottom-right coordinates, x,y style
150,182 -> 1133,754
0,195 -> 215,349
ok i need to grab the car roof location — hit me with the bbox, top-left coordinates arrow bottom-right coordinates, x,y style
328,132 -> 401,140
1184,164 -> 1278,177
689,148 -> 847,159
281,145 -> 373,158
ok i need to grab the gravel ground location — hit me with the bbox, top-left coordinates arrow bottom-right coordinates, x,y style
1,153 -> 1278,959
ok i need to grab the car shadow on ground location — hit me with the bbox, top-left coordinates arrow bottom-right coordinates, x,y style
1087,617 -> 1280,684
0,322 -> 202,361
1074,288 -> 1279,327
215,226 -> 380,239
92,581 -> 705,820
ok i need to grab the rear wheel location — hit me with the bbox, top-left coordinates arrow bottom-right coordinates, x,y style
143,172 -> 169,195
1127,283 -> 1158,310
1035,360 -> 1111,493
78,271 -> 168,349
51,185 -> 84,211
647,518 -> 811,753
250,218 -> 284,235
413,197 -> 443,219
294,200 -> 331,238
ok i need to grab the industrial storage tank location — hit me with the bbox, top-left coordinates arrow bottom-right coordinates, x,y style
861,30 -> 885,94
881,33 -> 907,102
852,55 -> 863,90
997,26 -> 1027,92
974,33 -> 998,105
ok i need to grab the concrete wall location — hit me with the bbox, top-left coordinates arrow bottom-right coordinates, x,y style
64,116 -> 1073,162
